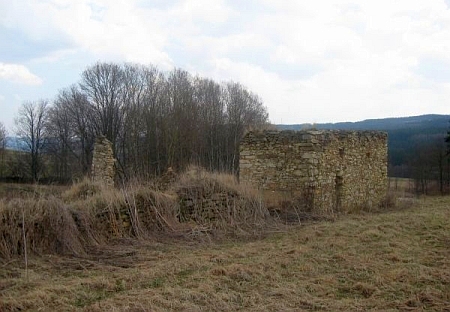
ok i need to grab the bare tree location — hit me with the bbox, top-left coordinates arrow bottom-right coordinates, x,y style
118,63 -> 150,178
15,100 -> 49,181
224,82 -> 269,172
0,122 -> 6,150
48,85 -> 96,176
141,67 -> 166,175
193,77 -> 226,170
164,68 -> 197,169
0,122 -> 7,178
409,135 -> 449,195
80,62 -> 125,149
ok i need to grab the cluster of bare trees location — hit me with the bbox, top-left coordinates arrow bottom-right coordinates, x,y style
408,133 -> 450,195
11,62 -> 269,182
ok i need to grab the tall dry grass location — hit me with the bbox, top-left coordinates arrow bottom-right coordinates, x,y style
172,166 -> 269,231
0,166 -> 271,259
0,197 -> 88,258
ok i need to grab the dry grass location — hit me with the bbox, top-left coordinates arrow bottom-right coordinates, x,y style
0,197 -> 90,259
0,193 -> 449,311
389,177 -> 415,194
0,166 -> 272,259
62,178 -> 104,201
0,182 -> 68,201
172,166 -> 269,234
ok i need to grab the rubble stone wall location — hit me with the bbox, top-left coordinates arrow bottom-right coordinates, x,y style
239,130 -> 388,213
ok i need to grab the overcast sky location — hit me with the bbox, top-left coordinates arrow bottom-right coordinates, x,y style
1,0 -> 450,132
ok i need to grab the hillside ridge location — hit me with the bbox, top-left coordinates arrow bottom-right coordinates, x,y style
277,114 -> 449,131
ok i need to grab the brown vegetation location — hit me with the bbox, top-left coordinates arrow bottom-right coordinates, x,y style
0,199 -> 448,310
0,167 -> 272,259
0,169 -> 448,311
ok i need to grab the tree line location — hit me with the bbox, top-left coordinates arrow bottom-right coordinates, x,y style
389,127 -> 450,195
409,133 -> 450,195
0,62 -> 269,183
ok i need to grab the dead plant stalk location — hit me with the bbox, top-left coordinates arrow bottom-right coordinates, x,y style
21,207 -> 28,281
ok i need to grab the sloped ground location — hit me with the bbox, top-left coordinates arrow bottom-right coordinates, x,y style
0,196 -> 448,311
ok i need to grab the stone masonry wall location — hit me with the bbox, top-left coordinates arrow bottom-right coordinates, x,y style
91,135 -> 115,187
239,130 -> 387,213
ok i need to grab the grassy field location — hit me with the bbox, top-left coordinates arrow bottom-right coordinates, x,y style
389,177 -> 415,194
1,194 -> 449,311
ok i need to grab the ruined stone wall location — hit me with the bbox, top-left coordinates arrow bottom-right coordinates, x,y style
239,131 -> 320,206
239,130 -> 388,213
91,135 -> 115,187
311,131 -> 388,213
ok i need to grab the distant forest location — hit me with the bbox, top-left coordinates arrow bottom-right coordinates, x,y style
0,62 -> 269,182
279,115 -> 450,194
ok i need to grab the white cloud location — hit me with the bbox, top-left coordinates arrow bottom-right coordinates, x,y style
56,1 -> 173,68
199,0 -> 450,122
0,63 -> 43,85
183,32 -> 270,60
1,0 -> 450,125
30,49 -> 77,64
1,0 -> 174,68
206,58 -> 305,124
170,0 -> 232,24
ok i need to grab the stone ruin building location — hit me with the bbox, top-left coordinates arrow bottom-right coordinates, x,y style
239,130 -> 388,213
91,135 -> 115,187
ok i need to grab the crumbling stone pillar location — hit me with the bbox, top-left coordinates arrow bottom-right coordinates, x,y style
91,135 -> 115,187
